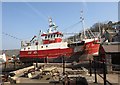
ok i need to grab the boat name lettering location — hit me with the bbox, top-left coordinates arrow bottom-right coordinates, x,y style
28,52 -> 32,54
33,51 -> 37,54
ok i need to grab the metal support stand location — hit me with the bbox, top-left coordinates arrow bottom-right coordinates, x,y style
36,57 -> 38,68
36,61 -> 38,68
4,62 -> 7,71
46,56 -> 48,63
62,56 -> 65,75
14,60 -> 16,70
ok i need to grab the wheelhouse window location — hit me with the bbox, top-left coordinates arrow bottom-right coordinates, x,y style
48,35 -> 50,38
57,34 -> 59,37
54,34 -> 55,38
51,35 -> 52,38
45,36 -> 47,39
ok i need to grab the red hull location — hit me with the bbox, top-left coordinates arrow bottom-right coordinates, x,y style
20,48 -> 73,58
20,40 -> 100,63
84,40 -> 100,55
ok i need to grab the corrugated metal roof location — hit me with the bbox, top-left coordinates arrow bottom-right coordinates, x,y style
102,44 -> 120,53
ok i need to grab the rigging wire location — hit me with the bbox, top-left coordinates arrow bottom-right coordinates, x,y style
5,2 -> 84,39
20,1 -> 82,36
2,32 -> 22,41
89,29 -> 95,38
63,32 -> 79,35
62,21 -> 81,32
23,1 -> 48,22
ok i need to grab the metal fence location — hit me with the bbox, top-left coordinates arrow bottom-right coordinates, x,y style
89,59 -> 120,85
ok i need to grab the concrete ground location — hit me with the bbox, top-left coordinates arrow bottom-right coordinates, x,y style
87,73 -> 119,85
2,63 -> 120,85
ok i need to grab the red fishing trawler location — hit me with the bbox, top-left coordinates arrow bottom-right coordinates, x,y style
20,17 -> 100,63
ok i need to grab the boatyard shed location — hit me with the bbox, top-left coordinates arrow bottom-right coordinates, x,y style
102,42 -> 120,71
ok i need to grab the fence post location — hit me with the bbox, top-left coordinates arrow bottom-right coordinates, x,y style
62,64 -> 66,85
103,60 -> 106,85
89,59 -> 92,76
93,60 -> 97,83
118,71 -> 120,85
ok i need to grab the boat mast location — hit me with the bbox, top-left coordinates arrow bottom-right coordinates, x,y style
80,10 -> 86,39
98,22 -> 101,40
48,17 -> 53,33
48,17 -> 58,33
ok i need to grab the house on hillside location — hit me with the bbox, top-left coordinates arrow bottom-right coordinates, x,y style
0,53 -> 6,63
